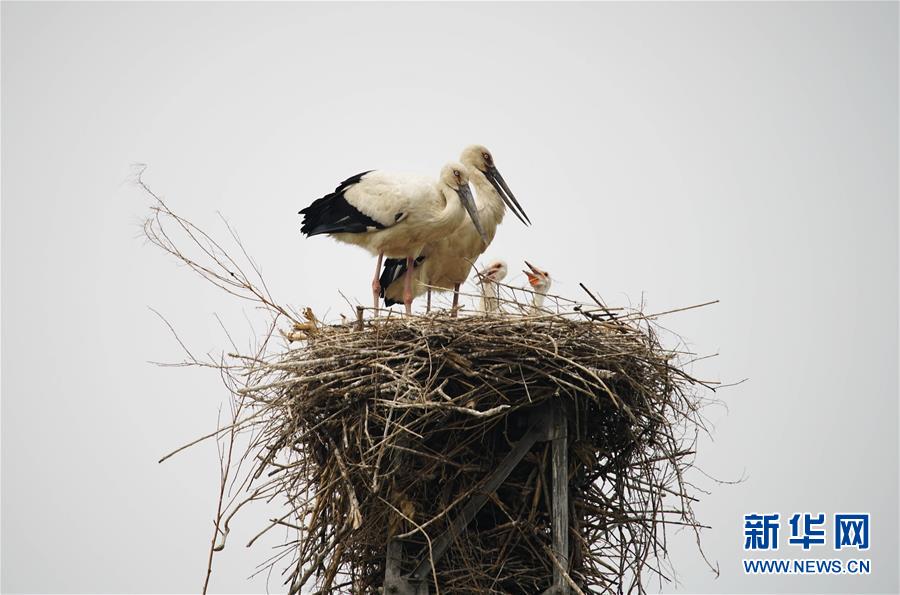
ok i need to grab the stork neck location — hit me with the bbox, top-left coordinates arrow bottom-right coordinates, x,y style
531,290 -> 547,315
469,169 -> 506,224
439,185 -> 465,227
481,281 -> 500,313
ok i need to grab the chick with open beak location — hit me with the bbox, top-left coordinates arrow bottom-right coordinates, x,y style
523,261 -> 552,313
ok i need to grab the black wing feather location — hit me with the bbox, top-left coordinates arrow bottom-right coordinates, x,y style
299,171 -> 385,236
379,256 -> 425,307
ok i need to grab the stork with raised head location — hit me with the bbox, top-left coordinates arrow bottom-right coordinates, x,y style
523,260 -> 552,314
477,260 -> 508,313
380,145 -> 529,314
299,163 -> 487,315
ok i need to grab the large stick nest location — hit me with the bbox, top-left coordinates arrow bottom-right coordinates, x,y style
140,176 -> 714,594
226,311 -> 709,594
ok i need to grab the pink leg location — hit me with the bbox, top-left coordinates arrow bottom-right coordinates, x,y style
372,252 -> 384,314
403,256 -> 415,315
451,283 -> 460,318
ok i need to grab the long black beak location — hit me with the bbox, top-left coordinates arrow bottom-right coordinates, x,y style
486,165 -> 530,226
457,183 -> 489,247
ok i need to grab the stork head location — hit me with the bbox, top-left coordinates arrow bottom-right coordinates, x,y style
460,144 -> 493,172
460,144 -> 531,227
440,161 -> 469,192
523,261 -> 552,294
441,161 -> 489,247
478,259 -> 508,284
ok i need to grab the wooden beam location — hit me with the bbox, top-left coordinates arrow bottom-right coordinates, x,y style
383,540 -> 408,594
550,401 -> 569,593
408,410 -> 552,581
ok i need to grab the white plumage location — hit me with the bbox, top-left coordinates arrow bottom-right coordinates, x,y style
523,261 -> 552,314
300,162 -> 486,314
381,145 -> 529,313
478,260 -> 508,313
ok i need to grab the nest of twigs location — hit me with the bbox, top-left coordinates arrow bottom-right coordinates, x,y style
216,309 -> 710,594
140,176 -> 714,594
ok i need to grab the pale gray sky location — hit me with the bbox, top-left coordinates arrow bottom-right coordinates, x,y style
2,2 -> 897,593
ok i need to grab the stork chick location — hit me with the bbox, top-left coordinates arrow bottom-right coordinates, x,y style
523,261 -> 552,314
478,260 -> 508,313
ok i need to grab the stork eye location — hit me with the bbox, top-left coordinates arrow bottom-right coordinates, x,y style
483,153 -> 491,161
453,170 -> 460,178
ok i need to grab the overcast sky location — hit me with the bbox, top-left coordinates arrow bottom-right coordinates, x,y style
2,2 -> 898,593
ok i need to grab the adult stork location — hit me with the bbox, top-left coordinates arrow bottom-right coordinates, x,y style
523,260 -> 552,314
380,145 -> 529,314
478,259 -> 508,313
299,163 -> 487,315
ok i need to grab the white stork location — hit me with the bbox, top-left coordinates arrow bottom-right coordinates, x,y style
478,260 -> 508,313
380,145 -> 529,314
523,260 -> 552,314
299,163 -> 487,315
